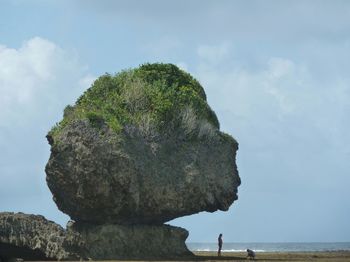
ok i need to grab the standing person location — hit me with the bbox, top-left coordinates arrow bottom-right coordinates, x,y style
218,233 -> 223,257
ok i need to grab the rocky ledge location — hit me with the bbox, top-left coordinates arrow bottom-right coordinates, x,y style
65,221 -> 192,259
0,212 -> 192,260
0,212 -> 79,261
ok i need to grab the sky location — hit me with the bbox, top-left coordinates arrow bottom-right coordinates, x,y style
0,0 -> 350,243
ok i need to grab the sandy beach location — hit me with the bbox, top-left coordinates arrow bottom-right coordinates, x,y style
53,251 -> 350,261
190,251 -> 350,261
116,251 -> 350,261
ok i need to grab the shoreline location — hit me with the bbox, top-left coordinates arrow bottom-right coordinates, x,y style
191,251 -> 350,261
26,251 -> 350,261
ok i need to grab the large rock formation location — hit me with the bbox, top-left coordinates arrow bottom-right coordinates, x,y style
46,63 -> 240,225
46,119 -> 239,225
0,63 -> 240,260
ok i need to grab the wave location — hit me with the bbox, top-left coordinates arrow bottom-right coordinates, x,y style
193,248 -> 266,252
187,242 -> 350,252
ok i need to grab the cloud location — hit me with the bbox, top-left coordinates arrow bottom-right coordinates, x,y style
0,37 -> 92,128
191,43 -> 350,189
197,43 -> 232,65
0,37 -> 94,224
75,0 -> 350,43
194,43 -> 349,127
143,36 -> 183,59
176,62 -> 189,72
171,42 -> 350,241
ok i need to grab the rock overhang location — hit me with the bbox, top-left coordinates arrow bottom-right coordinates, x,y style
45,63 -> 240,225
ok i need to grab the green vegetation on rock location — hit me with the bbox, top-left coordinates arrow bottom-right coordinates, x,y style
49,63 -> 220,140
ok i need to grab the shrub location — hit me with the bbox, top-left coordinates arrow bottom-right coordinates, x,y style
180,106 -> 198,136
49,63 -> 220,141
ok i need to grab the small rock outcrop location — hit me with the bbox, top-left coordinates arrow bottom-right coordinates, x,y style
0,212 -> 191,260
46,63 -> 240,225
0,212 -> 79,260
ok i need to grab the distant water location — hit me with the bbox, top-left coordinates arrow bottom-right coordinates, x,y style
187,242 -> 350,252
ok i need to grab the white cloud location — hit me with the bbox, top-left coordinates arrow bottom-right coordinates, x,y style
176,62 -> 188,72
197,43 -> 231,65
194,43 -> 350,154
0,37 -> 93,128
79,74 -> 97,90
266,58 -> 295,80
77,1 -> 350,43
177,43 -> 350,242
0,37 -> 94,224
144,36 -> 183,59
262,58 -> 304,114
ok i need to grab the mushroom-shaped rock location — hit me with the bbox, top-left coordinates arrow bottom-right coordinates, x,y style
46,63 -> 240,224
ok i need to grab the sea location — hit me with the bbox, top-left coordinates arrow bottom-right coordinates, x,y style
187,242 -> 350,252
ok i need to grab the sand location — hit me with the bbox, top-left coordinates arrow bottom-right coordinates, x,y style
29,251 -> 350,261
190,251 -> 350,261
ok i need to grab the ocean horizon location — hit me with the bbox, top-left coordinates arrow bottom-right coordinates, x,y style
187,242 -> 350,252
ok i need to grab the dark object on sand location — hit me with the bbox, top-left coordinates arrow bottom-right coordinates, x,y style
247,248 -> 256,259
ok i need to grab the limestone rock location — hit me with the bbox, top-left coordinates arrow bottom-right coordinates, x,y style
65,221 -> 192,260
0,212 -> 80,260
45,63 -> 240,224
0,212 -> 192,260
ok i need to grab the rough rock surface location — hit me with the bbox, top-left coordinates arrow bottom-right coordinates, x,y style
2,64 -> 241,260
46,64 -> 240,225
0,212 -> 79,260
65,221 -> 192,260
0,212 -> 192,260
46,119 -> 240,224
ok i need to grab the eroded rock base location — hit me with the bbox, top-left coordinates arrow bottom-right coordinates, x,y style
0,212 -> 193,260
65,221 -> 193,260
0,243 -> 49,261
0,212 -> 79,260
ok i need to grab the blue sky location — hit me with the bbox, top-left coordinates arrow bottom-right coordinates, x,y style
0,0 -> 350,242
